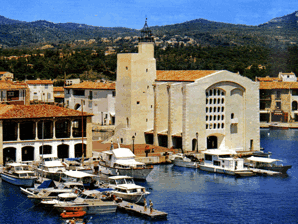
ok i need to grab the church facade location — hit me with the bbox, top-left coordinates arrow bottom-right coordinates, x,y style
113,22 -> 260,152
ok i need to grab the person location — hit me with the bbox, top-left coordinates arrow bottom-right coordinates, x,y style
143,198 -> 147,211
149,200 -> 153,213
145,145 -> 150,157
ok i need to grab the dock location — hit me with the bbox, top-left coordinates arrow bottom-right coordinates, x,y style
251,168 -> 281,176
116,201 -> 167,220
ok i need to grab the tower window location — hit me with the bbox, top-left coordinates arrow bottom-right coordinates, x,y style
126,66 -> 128,70
137,101 -> 140,104
146,69 -> 148,72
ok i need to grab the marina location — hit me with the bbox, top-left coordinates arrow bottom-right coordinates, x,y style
0,129 -> 296,223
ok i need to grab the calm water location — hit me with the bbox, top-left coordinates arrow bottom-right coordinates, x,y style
0,129 -> 297,224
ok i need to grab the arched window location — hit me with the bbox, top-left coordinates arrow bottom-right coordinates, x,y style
292,101 -> 298,111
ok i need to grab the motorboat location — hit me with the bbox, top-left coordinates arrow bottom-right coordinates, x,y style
20,179 -> 57,196
0,162 -> 37,187
107,176 -> 150,204
61,171 -> 98,189
245,156 -> 292,174
54,190 -> 118,214
40,192 -> 78,207
172,153 -> 199,168
35,157 -> 66,181
199,150 -> 255,177
63,158 -> 93,174
98,144 -> 153,180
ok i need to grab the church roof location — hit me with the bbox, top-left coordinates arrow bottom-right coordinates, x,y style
156,70 -> 218,82
0,104 -> 92,120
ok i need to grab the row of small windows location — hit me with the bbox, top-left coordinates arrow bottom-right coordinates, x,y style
206,107 -> 225,113
206,123 -> 225,129
206,98 -> 224,105
206,89 -> 225,97
206,115 -> 224,121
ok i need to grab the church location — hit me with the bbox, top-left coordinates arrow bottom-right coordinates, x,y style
112,19 -> 260,152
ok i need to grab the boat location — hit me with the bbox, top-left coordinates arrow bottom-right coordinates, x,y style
61,171 -> 98,190
41,192 -> 78,207
63,158 -> 93,174
172,153 -> 199,168
199,150 -> 255,176
54,190 -> 118,214
246,156 -> 292,174
20,179 -> 57,196
98,144 -> 153,180
60,211 -> 86,219
0,162 -> 37,187
107,176 -> 150,204
35,157 -> 66,181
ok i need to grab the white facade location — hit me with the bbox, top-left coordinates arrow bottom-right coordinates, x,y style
26,80 -> 54,103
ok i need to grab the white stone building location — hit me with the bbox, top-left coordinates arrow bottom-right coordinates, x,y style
26,80 -> 54,103
112,21 -> 260,152
64,81 -> 116,125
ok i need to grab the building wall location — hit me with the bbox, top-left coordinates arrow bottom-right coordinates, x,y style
28,84 -> 54,103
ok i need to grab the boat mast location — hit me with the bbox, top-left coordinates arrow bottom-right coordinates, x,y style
81,99 -> 84,165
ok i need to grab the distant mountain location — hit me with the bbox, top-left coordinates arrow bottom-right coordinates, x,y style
0,11 -> 298,48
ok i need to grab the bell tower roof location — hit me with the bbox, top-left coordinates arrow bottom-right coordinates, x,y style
139,18 -> 154,43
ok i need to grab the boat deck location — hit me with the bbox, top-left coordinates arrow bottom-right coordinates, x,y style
116,201 -> 167,220
250,168 -> 281,176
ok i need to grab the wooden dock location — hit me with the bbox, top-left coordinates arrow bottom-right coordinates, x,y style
116,201 -> 167,220
251,168 -> 281,176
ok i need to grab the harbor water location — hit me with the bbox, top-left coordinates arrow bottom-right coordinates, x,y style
0,128 -> 297,223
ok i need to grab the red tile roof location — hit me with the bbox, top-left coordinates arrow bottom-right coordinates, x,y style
256,77 -> 281,82
54,87 -> 64,92
259,81 -> 298,89
156,70 -> 218,82
0,80 -> 28,90
26,80 -> 53,85
0,104 -> 92,120
64,81 -> 115,90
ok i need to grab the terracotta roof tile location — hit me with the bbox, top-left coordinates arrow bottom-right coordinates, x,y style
0,104 -> 92,120
156,70 -> 218,82
64,81 -> 115,90
256,77 -> 281,82
26,80 -> 53,85
0,80 -> 28,90
259,82 -> 298,89
54,87 -> 64,92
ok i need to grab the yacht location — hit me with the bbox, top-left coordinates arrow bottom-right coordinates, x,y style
98,145 -> 153,180
107,176 -> 150,204
40,192 -> 78,207
54,190 -> 117,214
199,150 -> 255,177
61,170 -> 98,189
36,157 -> 66,181
1,162 -> 37,187
63,158 -> 93,174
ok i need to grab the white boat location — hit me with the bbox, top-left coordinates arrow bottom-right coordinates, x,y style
199,150 -> 255,177
63,158 -> 93,174
1,162 -> 37,187
246,156 -> 292,174
61,170 -> 98,189
36,157 -> 66,181
40,192 -> 78,207
98,146 -> 153,180
108,176 -> 150,204
54,190 -> 117,214
172,153 -> 199,168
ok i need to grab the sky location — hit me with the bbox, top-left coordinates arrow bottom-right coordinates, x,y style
2,0 -> 297,29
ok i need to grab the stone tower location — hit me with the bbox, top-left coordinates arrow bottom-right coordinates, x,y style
114,19 -> 156,145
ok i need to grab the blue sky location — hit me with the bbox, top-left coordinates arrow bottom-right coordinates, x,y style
2,0 -> 297,29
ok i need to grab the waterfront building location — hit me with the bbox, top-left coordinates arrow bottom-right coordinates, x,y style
25,79 -> 54,103
257,72 -> 298,123
0,80 -> 30,105
64,81 -> 116,125
0,104 -> 93,165
112,19 -> 260,152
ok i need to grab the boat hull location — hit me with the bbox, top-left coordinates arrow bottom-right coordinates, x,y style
55,203 -> 117,214
98,164 -> 153,180
258,165 -> 292,174
111,192 -> 149,204
173,160 -> 198,168
199,165 -> 237,175
1,173 -> 36,187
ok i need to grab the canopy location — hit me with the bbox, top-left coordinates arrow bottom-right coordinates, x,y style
247,156 -> 280,163
63,170 -> 95,178
37,179 -> 55,189
115,159 -> 144,166
113,148 -> 135,158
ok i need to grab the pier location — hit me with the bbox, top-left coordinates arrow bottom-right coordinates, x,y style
116,201 -> 168,220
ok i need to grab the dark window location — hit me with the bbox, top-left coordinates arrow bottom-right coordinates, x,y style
73,90 -> 85,96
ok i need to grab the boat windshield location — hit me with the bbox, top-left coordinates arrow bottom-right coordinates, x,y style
125,178 -> 134,184
116,179 -> 126,185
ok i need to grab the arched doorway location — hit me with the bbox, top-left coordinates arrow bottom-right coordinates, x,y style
74,104 -> 81,110
39,145 -> 52,155
207,136 -> 218,149
192,139 -> 197,151
22,146 -> 34,161
3,147 -> 16,165
57,144 -> 69,159
75,143 -> 86,158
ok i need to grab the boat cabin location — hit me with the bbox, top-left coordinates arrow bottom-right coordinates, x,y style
62,171 -> 97,189
246,156 -> 282,168
113,185 -> 146,194
108,176 -> 135,187
203,150 -> 245,170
